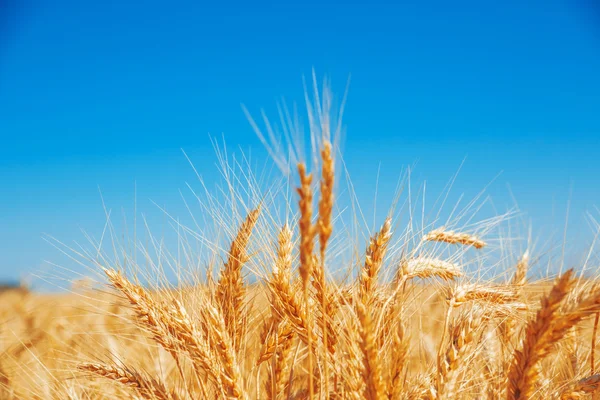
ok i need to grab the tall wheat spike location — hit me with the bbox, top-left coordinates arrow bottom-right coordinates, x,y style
359,218 -> 392,303
297,162 -> 316,400
355,218 -> 392,400
316,140 -> 335,399
317,141 -> 334,261
216,207 -> 260,351
262,225 -> 295,399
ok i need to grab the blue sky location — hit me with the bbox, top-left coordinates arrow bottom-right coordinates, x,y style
1,0 -> 599,285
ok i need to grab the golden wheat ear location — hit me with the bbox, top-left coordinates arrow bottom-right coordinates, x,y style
103,268 -> 222,395
450,284 -> 519,307
423,227 -> 486,249
316,140 -> 335,399
78,362 -> 180,400
560,374 -> 600,399
198,300 -> 247,399
354,218 -> 392,400
499,251 -> 531,360
356,300 -> 385,400
435,310 -> 480,399
506,269 -> 575,400
399,257 -> 463,282
102,268 -> 186,370
358,217 -> 392,303
216,207 -> 260,350
296,161 -> 317,400
261,224 -> 296,399
511,251 -> 529,286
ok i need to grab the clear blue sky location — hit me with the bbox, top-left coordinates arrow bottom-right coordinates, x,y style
1,0 -> 599,285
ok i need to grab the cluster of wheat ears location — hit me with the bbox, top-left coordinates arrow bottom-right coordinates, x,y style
2,85 -> 600,400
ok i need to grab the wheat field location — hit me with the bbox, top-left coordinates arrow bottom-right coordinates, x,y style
2,86 -> 600,400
